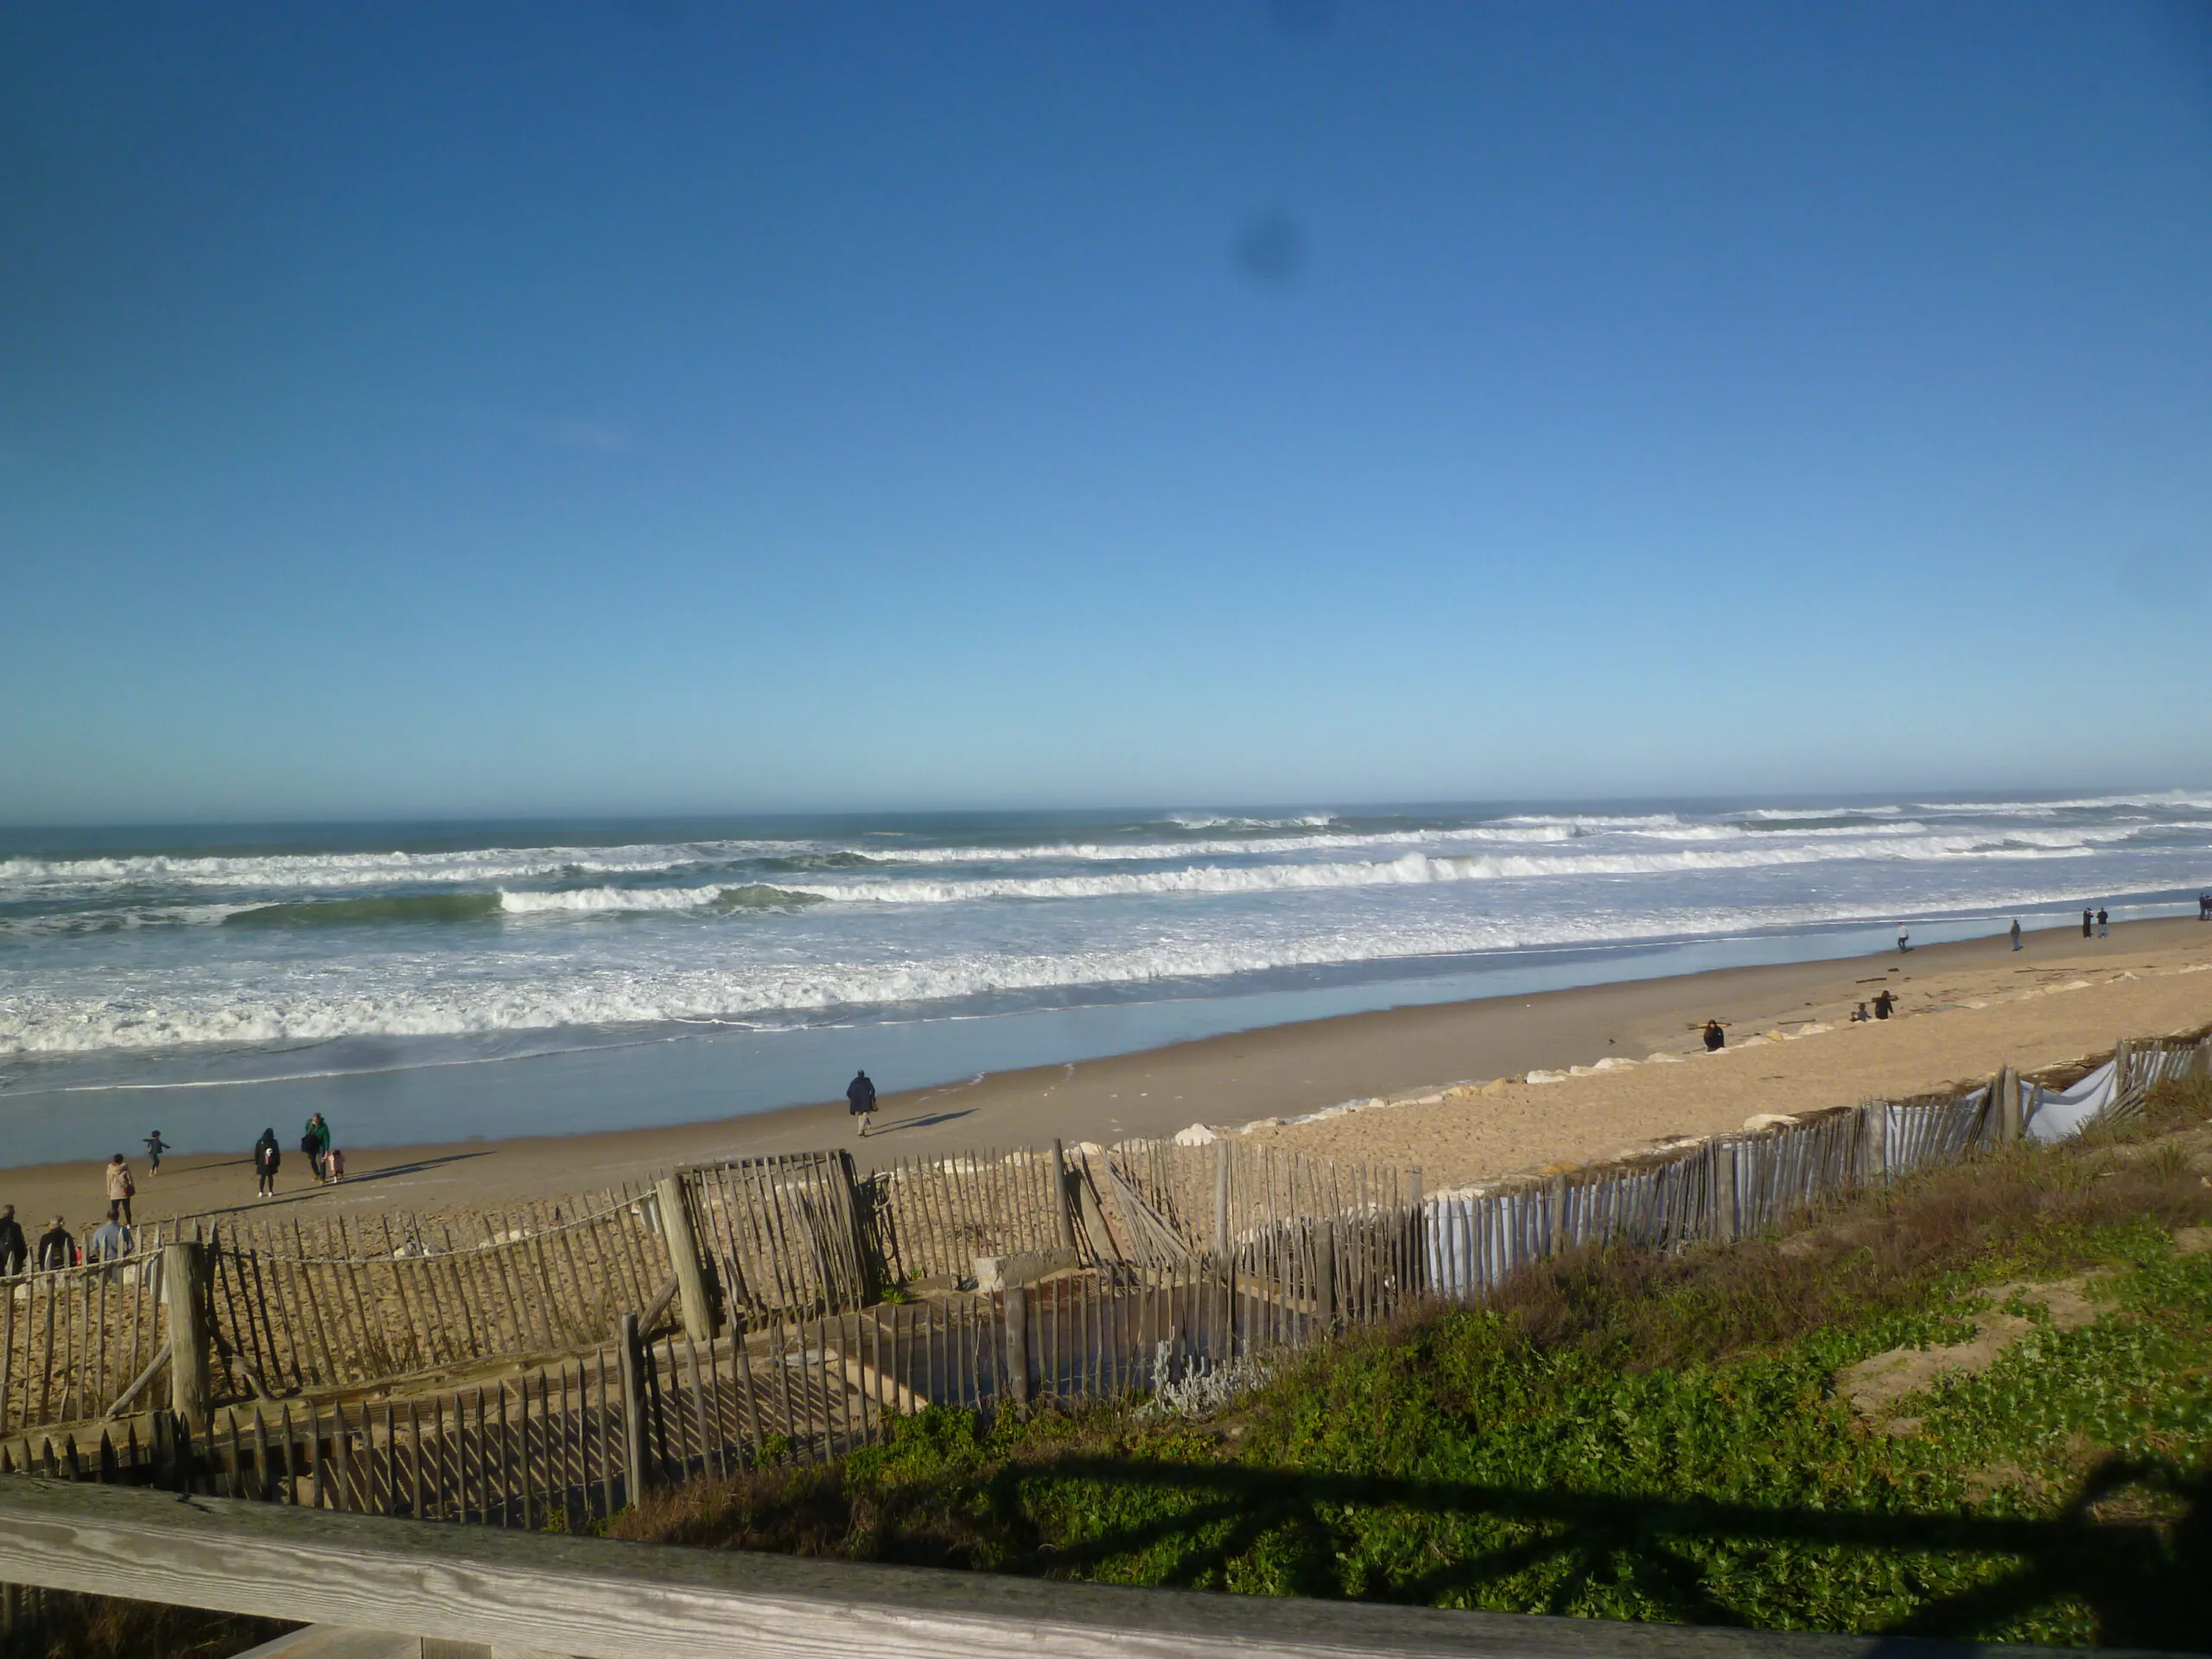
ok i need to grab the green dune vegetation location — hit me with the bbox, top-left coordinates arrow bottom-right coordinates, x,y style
611,1075 -> 2212,1651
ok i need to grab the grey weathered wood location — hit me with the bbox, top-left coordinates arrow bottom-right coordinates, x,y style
0,1477 -> 2161,1659
1996,1069 -> 2022,1144
1212,1147 -> 1230,1252
1708,1146 -> 1737,1244
639,1275 -> 681,1335
1001,1286 -> 1030,1408
655,1179 -> 718,1343
1546,1178 -> 1567,1258
1049,1141 -> 1077,1255
235,1624 -> 437,1656
1312,1226 -> 1335,1331
105,1338 -> 173,1421
615,1314 -> 645,1505
165,1242 -> 213,1430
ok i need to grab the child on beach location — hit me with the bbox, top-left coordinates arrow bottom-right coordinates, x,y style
143,1130 -> 168,1174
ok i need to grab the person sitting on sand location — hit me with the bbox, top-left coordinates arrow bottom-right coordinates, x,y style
848,1070 -> 879,1135
1849,1001 -> 1871,1023
1702,1020 -> 1726,1052
1872,989 -> 1897,1020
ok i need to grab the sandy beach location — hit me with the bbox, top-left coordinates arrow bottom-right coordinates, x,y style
5,917 -> 2208,1235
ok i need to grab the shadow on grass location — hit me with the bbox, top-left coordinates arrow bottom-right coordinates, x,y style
943,1454 -> 2210,1650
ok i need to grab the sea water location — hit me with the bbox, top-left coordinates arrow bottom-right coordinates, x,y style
4,791 -> 2209,1161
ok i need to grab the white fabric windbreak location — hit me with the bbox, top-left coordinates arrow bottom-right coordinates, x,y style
2024,1061 -> 2117,1144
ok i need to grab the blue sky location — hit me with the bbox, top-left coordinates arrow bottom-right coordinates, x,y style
3,1 -> 2209,823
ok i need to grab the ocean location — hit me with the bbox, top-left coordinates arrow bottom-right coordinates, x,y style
4,791 -> 2209,1164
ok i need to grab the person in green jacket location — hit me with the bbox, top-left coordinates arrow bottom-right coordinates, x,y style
302,1113 -> 333,1183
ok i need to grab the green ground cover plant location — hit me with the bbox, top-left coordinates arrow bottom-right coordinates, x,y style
615,1077 -> 2212,1650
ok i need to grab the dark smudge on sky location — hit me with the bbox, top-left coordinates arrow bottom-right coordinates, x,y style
1233,207 -> 1307,289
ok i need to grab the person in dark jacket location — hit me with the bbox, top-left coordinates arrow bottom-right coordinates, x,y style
847,1070 -> 878,1136
302,1113 -> 332,1182
255,1128 -> 282,1198
1701,1019 -> 1726,1052
2096,906 -> 2109,938
1872,989 -> 1897,1020
35,1217 -> 74,1272
0,1205 -> 26,1276
2082,907 -> 2094,938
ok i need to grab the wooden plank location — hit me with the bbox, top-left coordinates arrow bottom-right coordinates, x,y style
0,1454 -> 2050,1659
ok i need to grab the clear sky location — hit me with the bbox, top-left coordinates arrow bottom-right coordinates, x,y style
3,1 -> 2209,823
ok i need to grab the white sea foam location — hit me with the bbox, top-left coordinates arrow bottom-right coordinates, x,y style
0,841 -> 804,895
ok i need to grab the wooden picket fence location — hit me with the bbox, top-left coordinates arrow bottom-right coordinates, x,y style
3,1029 -> 2203,1448
0,1248 -> 1349,1535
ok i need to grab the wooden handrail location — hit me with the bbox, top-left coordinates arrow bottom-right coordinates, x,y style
0,1476 -> 2165,1659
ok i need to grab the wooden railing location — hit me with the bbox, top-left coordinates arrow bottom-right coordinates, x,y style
0,1474 -> 2128,1659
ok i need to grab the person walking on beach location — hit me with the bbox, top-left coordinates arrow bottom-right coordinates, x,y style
104,1154 -> 136,1226
847,1070 -> 878,1135
2200,891 -> 2211,920
0,1205 -> 26,1277
86,1205 -> 132,1264
1896,925 -> 1910,954
2096,906 -> 2109,938
2082,906 -> 2094,938
302,1114 -> 332,1183
1701,1019 -> 1726,1052
35,1216 -> 74,1272
1872,989 -> 1897,1020
254,1128 -> 282,1197
143,1130 -> 168,1175
2009,918 -> 2023,951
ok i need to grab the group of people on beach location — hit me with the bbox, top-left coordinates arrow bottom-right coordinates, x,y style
0,1154 -> 143,1276
0,1114 -> 346,1280
253,1113 -> 341,1195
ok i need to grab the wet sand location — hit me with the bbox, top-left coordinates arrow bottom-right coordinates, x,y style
6,918 -> 2208,1234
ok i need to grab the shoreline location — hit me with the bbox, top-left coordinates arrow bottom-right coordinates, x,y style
4,916 -> 2209,1231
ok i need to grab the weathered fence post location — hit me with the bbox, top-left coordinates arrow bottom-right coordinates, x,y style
1709,1142 -> 1738,1243
1997,1067 -> 2023,1143
617,1313 -> 647,1506
1001,1287 -> 1030,1409
1547,1175 -> 1567,1257
162,1241 -> 212,1432
1212,1146 -> 1230,1252
1313,1222 -> 1336,1332
655,1177 -> 719,1342
1049,1139 -> 1078,1255
1862,1102 -> 1888,1185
